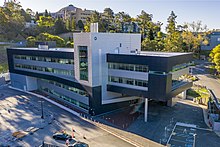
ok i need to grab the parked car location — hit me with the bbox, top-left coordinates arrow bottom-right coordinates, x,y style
66,139 -> 89,147
53,132 -> 72,140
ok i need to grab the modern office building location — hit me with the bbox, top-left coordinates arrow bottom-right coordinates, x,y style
7,24 -> 193,121
201,31 -> 220,50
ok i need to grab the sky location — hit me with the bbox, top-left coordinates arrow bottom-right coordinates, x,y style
1,0 -> 220,31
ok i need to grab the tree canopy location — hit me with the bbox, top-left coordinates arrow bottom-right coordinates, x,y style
209,44 -> 220,72
0,1 -> 25,41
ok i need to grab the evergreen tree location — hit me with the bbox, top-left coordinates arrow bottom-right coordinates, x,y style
71,18 -> 76,31
54,17 -> 66,34
0,0 -> 26,40
35,11 -> 40,21
44,9 -> 49,17
65,19 -> 70,31
164,11 -> 183,52
137,10 -> 153,39
78,20 -> 84,30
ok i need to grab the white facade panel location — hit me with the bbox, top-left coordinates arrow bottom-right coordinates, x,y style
108,69 -> 148,81
73,33 -> 92,87
90,33 -> 141,102
74,32 -> 141,103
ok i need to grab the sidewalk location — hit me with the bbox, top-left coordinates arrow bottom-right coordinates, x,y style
84,117 -> 163,147
199,104 -> 220,137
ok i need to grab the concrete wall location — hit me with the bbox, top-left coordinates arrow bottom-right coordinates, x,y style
10,73 -> 27,90
10,73 -> 37,91
26,76 -> 37,91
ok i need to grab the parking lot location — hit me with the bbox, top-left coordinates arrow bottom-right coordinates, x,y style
167,122 -> 196,147
126,98 -> 220,147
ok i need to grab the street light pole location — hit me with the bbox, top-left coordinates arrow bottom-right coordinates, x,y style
193,133 -> 197,147
41,100 -> 44,119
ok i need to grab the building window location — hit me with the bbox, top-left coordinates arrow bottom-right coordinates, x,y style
40,86 -> 89,110
14,64 -> 74,76
108,63 -> 148,72
78,46 -> 88,81
108,76 -> 148,87
14,55 -> 74,65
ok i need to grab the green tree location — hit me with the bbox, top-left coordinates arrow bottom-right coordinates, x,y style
26,36 -> 36,47
103,8 -> 114,32
164,11 -> 183,52
78,20 -> 84,30
36,33 -> 65,47
137,10 -> 153,39
209,44 -> 220,73
65,18 -> 76,31
20,8 -> 31,22
66,19 -> 70,31
35,11 -> 40,21
84,11 -> 105,32
71,18 -> 76,31
44,9 -> 49,17
182,21 -> 208,55
142,31 -> 165,51
114,11 -> 131,32
37,16 -> 55,27
54,17 -> 66,34
0,1 -> 26,40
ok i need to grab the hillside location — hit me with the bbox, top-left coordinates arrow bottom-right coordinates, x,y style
0,45 -> 8,73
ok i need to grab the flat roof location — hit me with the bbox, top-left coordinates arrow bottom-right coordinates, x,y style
139,51 -> 192,57
8,47 -> 74,52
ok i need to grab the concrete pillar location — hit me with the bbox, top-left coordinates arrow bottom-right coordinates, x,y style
181,90 -> 187,99
145,98 -> 148,122
167,99 -> 173,107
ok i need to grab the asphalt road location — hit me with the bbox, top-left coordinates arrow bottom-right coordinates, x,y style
192,60 -> 220,100
0,86 -> 134,147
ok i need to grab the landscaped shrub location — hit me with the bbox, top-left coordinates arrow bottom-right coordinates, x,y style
187,87 -> 210,105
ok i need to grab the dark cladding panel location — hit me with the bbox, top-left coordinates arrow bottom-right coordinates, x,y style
107,85 -> 148,97
90,86 -> 134,115
167,53 -> 194,71
168,82 -> 193,99
107,53 -> 169,72
107,53 -> 193,72
148,73 -> 172,101
7,48 -> 74,59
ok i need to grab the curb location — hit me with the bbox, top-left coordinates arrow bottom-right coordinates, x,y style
8,86 -> 145,147
83,117 -> 145,147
